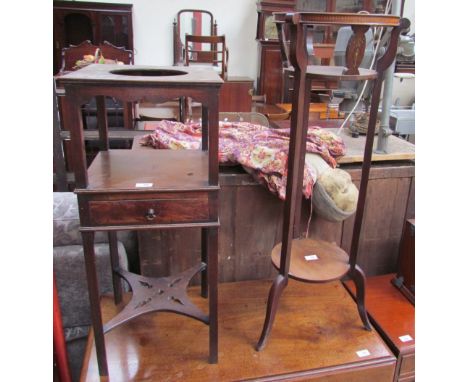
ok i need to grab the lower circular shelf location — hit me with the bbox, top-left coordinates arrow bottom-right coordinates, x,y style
271,238 -> 350,283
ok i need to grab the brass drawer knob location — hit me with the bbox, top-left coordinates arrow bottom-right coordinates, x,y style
145,208 -> 157,221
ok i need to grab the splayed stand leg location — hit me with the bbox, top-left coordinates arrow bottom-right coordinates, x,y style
256,274 -> 289,351
347,266 -> 372,330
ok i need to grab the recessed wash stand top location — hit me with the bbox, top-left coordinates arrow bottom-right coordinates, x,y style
56,64 -> 223,377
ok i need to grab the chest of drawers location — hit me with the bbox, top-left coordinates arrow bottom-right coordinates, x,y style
345,274 -> 415,382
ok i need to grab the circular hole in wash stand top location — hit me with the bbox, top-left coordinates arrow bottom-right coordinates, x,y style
110,68 -> 188,76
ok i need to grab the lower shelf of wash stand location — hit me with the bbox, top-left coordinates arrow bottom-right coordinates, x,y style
255,237 -> 372,351
271,238 -> 351,282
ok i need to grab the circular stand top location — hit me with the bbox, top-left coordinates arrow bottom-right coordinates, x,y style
271,238 -> 350,283
306,65 -> 378,81
284,65 -> 378,81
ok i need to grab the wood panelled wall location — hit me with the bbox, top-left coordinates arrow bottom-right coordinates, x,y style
138,162 -> 414,282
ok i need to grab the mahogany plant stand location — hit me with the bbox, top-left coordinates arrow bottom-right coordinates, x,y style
56,65 -> 223,376
256,12 -> 403,351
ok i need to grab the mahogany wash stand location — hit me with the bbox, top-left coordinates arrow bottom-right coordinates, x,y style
256,12 -> 403,350
56,65 -> 223,376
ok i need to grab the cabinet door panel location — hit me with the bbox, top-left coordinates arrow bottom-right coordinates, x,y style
100,14 -> 130,48
258,44 -> 283,104
53,2 -> 133,74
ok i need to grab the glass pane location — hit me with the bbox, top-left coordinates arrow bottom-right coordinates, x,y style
101,15 -> 129,48
373,0 -> 387,13
296,0 -> 327,11
64,13 -> 93,45
117,16 -> 129,47
101,15 -> 116,44
336,0 -> 363,13
264,15 -> 278,40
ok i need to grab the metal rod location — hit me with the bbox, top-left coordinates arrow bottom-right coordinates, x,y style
376,0 -> 401,153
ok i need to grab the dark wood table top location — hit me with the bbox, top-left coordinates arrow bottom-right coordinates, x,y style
306,65 -> 378,81
81,279 -> 395,381
79,149 -> 218,193
344,274 -> 415,356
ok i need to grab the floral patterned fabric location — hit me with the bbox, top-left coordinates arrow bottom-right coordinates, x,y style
140,120 -> 345,200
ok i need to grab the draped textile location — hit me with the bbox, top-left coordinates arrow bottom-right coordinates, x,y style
140,120 -> 345,200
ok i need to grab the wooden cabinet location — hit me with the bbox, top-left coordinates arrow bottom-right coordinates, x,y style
255,0 -> 388,103
219,77 -> 254,112
53,1 -> 133,74
345,274 -> 415,382
256,1 -> 295,104
257,41 -> 284,104
392,219 -> 415,303
138,161 -> 415,281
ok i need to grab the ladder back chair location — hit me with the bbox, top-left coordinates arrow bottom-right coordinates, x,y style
185,34 -> 228,80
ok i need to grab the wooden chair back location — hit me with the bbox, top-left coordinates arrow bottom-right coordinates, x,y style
100,41 -> 133,64
184,34 -> 227,79
59,40 -> 133,74
173,9 -> 216,65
